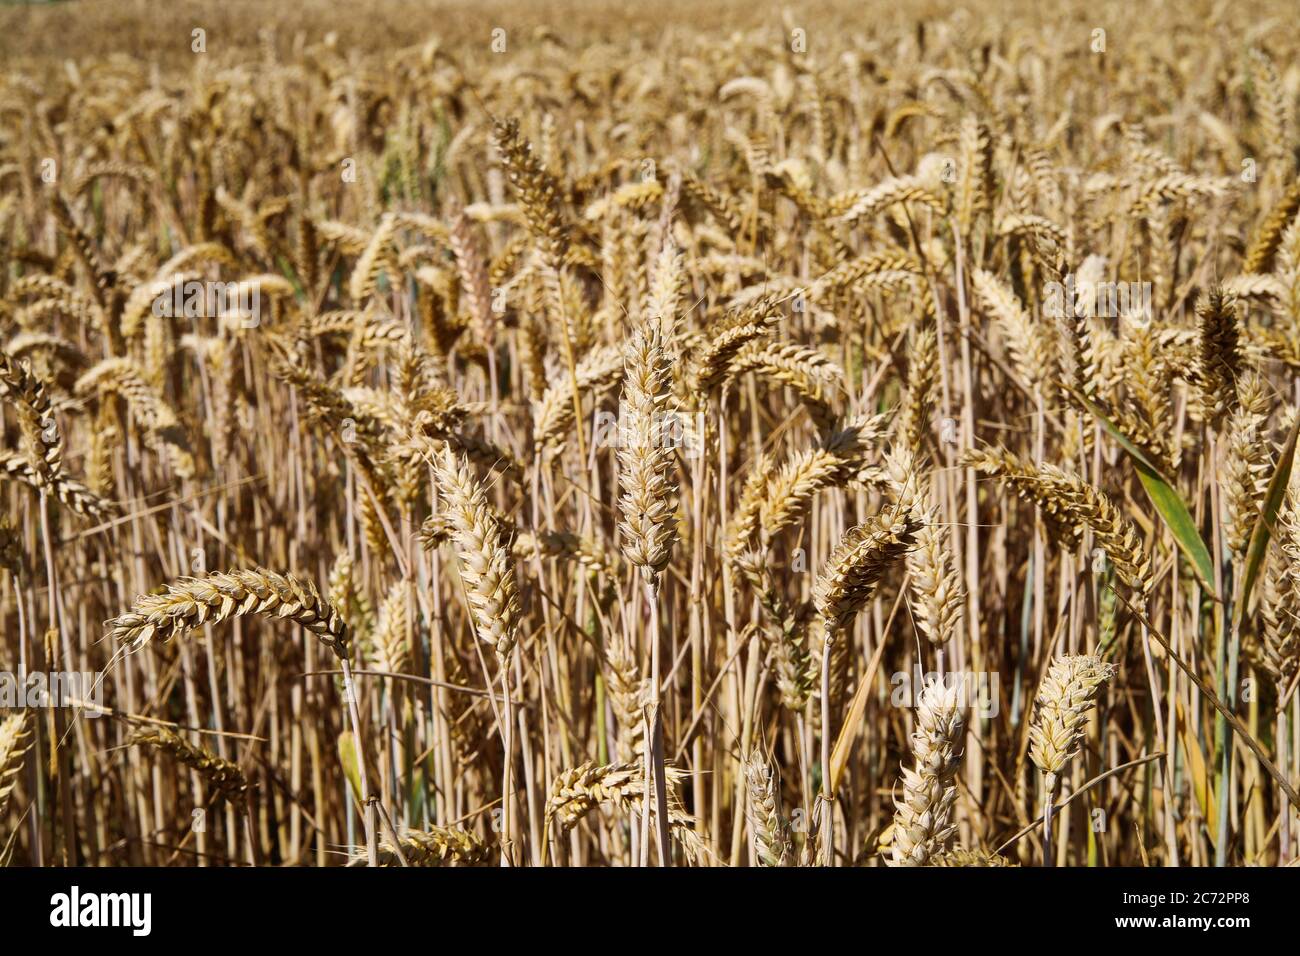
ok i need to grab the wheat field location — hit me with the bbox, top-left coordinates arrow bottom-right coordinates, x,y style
0,0 -> 1298,869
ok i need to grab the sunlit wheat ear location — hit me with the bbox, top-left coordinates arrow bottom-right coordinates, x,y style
1260,564 -> 1300,691
1035,463 -> 1154,597
725,457 -> 769,564
0,453 -> 113,520
888,677 -> 964,866
725,340 -> 843,433
128,726 -> 248,807
1245,47 -> 1291,186
544,760 -> 706,863
371,581 -> 412,675
0,349 -> 62,485
883,446 -> 928,516
532,343 -> 623,455
270,352 -> 388,475
1029,655 -> 1117,782
962,445 -> 1080,545
348,213 -> 398,303
50,192 -> 112,302
728,410 -> 890,559
12,274 -> 107,342
448,208 -> 494,346
970,267 -> 1056,392
1243,179 -> 1300,274
733,551 -> 817,710
493,118 -> 570,267
1118,326 -> 1178,473
689,292 -> 782,393
107,568 -> 350,660
826,174 -> 945,224
745,752 -> 792,866
755,448 -> 854,543
327,553 -> 375,650
545,760 -> 642,833
432,446 -> 521,660
644,238 -> 684,332
604,641 -> 649,760
931,846 -> 1018,867
906,505 -> 965,647
899,323 -> 937,458
955,113 -> 993,233
361,827 -> 494,867
962,446 -> 1152,596
1261,470 -> 1300,689
1033,247 -> 1099,405
1193,286 -> 1241,424
1223,371 -> 1272,559
813,505 -> 920,635
0,710 -> 33,819
617,317 -> 678,579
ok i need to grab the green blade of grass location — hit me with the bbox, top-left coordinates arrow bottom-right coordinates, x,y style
1238,411 -> 1300,620
1070,388 -> 1217,598
338,731 -> 363,806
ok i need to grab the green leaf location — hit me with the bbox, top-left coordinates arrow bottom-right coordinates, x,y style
1238,412 -> 1300,620
337,731 -> 363,806
1071,389 -> 1218,598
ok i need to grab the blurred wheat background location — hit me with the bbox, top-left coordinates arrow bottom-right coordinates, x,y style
0,0 -> 1298,867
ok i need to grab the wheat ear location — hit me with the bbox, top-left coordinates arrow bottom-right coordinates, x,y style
1030,655 -> 1117,777
617,317 -> 679,578
963,447 -> 1152,596
0,350 -> 62,484
889,678 -> 965,866
931,846 -> 1017,867
0,711 -> 33,819
1029,654 -> 1116,863
744,752 -> 792,866
544,760 -> 705,862
432,446 -> 521,660
367,826 -> 494,867
813,505 -> 920,635
107,568 -> 350,660
128,726 -> 248,807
